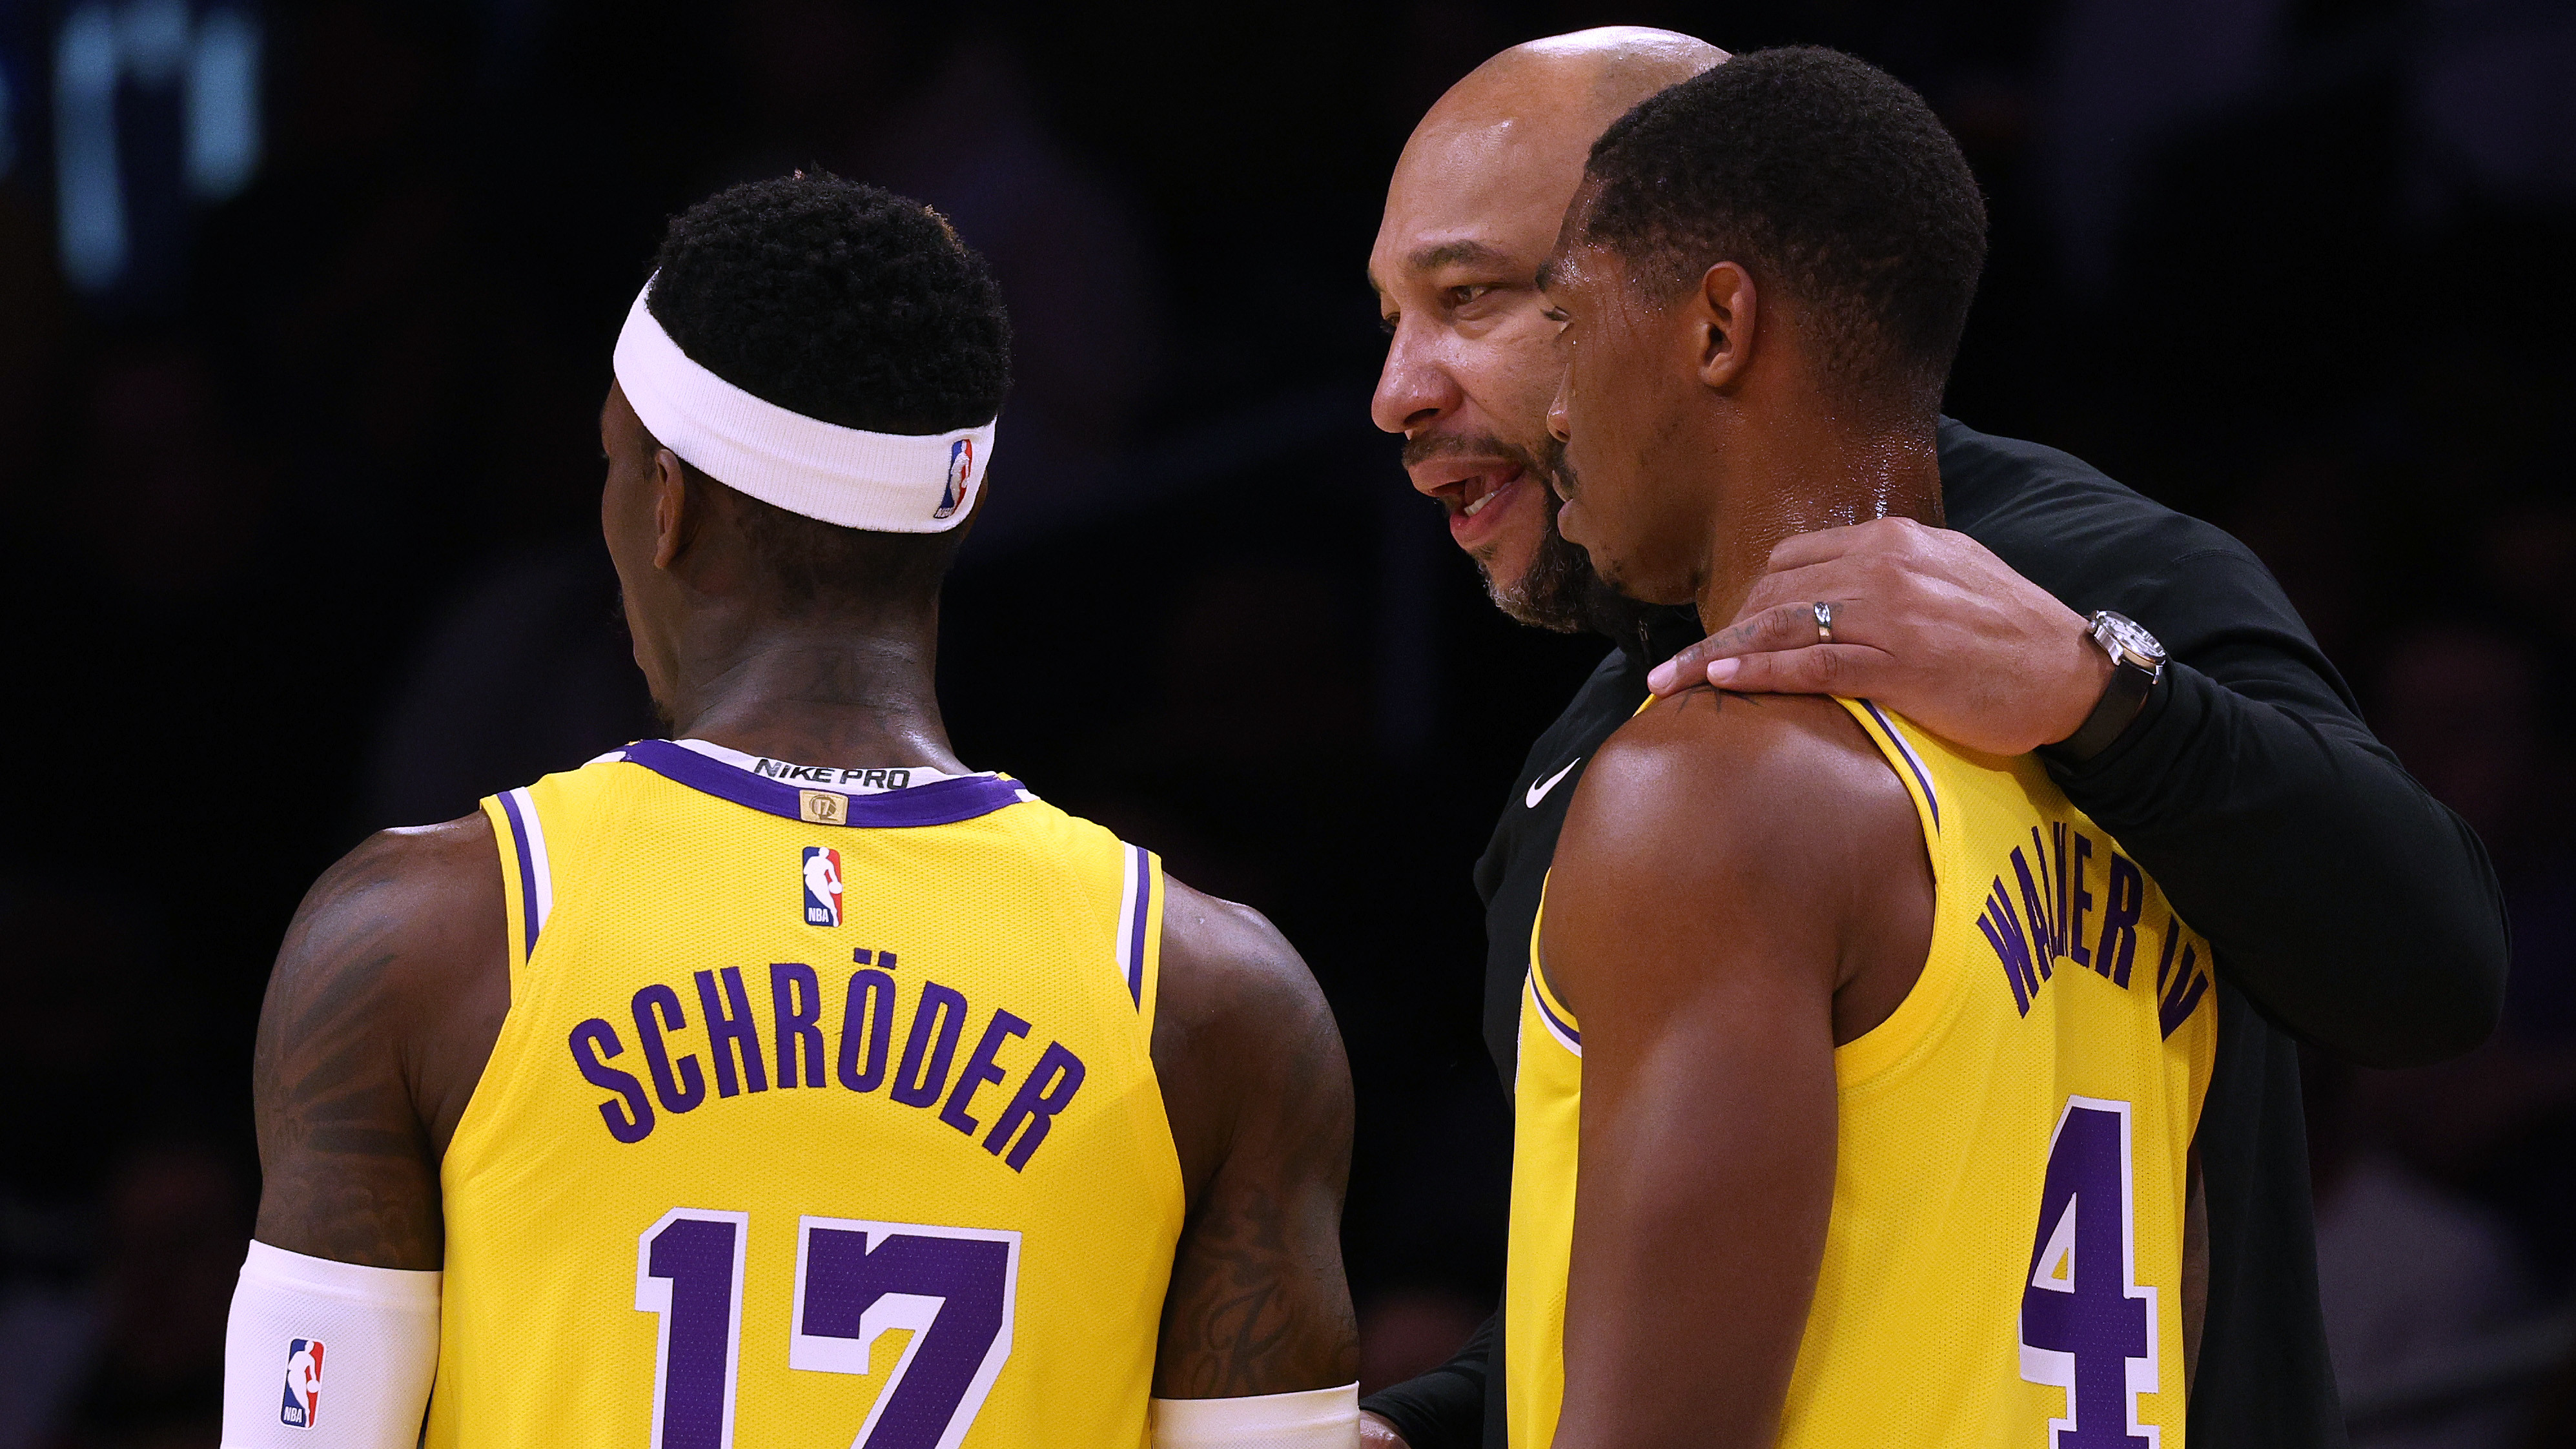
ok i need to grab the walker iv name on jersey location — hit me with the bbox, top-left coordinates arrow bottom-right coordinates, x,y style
1973,821 -> 2212,1037
565,947 -> 1087,1168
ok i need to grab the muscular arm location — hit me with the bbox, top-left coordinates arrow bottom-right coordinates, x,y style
250,816 -> 511,1268
1150,877 -> 1360,1399
1544,692 -> 1930,1449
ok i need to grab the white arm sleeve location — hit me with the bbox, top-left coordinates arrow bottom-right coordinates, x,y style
221,1240 -> 441,1449
1151,1382 -> 1361,1448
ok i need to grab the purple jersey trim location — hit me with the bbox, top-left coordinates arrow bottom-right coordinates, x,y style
1529,970 -> 1582,1049
496,789 -> 542,959
618,738 -> 1028,828
1125,845 -> 1154,1005
1858,699 -> 1941,832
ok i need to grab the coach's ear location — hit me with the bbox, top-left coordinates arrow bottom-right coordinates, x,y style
650,447 -> 696,570
1693,261 -> 1758,394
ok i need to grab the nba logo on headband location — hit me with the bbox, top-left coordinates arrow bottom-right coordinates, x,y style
937,438 -> 974,520
612,276 -> 997,533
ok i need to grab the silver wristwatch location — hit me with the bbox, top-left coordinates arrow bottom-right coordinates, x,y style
2050,611 -> 2166,764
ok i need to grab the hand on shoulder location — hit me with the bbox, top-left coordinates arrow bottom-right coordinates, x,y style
1644,518 -> 2112,755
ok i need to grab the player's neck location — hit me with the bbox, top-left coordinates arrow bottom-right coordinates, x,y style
665,619 -> 967,774
1693,412 -> 1942,628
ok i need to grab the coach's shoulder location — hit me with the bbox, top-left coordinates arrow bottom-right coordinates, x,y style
1941,418 -> 2272,598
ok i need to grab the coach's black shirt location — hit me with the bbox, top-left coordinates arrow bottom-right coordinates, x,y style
1361,418 -> 2510,1449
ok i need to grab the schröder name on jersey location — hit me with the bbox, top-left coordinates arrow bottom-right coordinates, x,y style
565,948 -> 1087,1172
752,759 -> 925,793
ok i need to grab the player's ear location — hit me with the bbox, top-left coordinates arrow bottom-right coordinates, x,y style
1693,262 -> 1757,393
649,447 -> 693,570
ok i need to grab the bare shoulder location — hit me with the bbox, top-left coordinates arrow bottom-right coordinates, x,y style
262,814 -> 508,1029
252,812 -> 511,1266
1156,877 -> 1333,1040
296,812 -> 506,923
1569,688 -> 1903,848
1549,690 -> 1927,1017
1150,876 -> 1348,1199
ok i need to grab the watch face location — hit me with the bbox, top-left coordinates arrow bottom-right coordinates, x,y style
2096,611 -> 2167,668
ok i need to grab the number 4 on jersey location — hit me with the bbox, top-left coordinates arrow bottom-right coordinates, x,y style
2018,1097 -> 2160,1449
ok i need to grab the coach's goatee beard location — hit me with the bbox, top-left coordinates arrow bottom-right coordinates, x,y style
1486,444 -> 1667,648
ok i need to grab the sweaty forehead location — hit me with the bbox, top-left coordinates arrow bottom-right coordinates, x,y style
1536,231 -> 1610,300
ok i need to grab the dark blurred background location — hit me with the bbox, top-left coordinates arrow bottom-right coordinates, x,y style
0,1 -> 2571,1443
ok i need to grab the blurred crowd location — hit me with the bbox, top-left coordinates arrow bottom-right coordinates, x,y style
1,1 -> 2571,1444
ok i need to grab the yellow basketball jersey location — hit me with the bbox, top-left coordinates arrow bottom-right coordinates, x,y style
1506,698 -> 2218,1449
429,739 -> 1185,1449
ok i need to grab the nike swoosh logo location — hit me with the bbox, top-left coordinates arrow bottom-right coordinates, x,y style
1526,757 -> 1582,809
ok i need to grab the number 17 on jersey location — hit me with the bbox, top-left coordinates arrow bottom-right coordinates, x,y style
636,1207 -> 1021,1449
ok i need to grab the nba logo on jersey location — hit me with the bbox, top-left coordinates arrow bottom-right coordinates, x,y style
802,847 -> 843,927
935,438 -> 973,519
278,1338 -> 323,1428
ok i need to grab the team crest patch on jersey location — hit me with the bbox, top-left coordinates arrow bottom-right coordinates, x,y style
802,846 -> 844,927
935,438 -> 974,519
278,1337 -> 323,1428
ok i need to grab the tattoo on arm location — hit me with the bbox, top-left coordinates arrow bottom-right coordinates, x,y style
252,828 -> 489,1270
1153,900 -> 1359,1398
1157,1171 -> 1302,1396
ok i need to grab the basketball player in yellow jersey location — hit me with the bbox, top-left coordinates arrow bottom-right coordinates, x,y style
1506,50 -> 2219,1449
220,176 -> 1359,1448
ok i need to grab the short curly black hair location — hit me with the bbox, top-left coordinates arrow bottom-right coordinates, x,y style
639,173 -> 1012,612
1579,46 -> 1986,412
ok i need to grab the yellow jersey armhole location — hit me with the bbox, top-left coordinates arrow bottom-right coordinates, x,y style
480,794 -> 533,979
1829,698 -> 1963,1085
1529,953 -> 1579,1031
1832,697 -> 1946,884
1525,877 -> 1585,1058
1132,848 -> 1167,1034
1527,883 -> 1576,1022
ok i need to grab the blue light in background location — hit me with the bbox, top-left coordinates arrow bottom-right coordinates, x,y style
189,8 -> 259,200
51,1 -> 264,296
55,4 -> 125,292
121,0 -> 191,84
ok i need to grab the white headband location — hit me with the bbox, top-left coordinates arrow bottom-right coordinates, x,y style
611,278 -> 997,533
